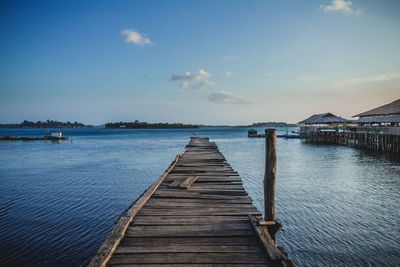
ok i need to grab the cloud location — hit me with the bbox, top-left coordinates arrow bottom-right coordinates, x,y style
332,73 -> 400,87
221,71 -> 232,77
181,79 -> 216,89
170,69 -> 210,81
121,29 -> 153,46
223,56 -> 238,60
208,90 -> 252,104
170,69 -> 215,89
320,0 -> 354,15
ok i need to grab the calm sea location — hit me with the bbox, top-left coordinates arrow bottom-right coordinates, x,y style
0,128 -> 399,266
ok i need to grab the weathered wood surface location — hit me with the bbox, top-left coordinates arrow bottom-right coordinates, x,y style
264,129 -> 277,223
90,137 -> 292,267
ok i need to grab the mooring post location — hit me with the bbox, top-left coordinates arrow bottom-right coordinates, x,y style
264,129 -> 277,241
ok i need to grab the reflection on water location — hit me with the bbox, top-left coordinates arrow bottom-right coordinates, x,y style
0,128 -> 399,266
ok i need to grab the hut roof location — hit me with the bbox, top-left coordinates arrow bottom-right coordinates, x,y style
353,98 -> 400,118
299,113 -> 351,124
355,114 -> 400,123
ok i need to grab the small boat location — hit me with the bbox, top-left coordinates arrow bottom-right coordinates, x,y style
277,127 -> 302,139
248,129 -> 265,138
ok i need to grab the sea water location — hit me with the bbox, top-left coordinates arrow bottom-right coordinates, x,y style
0,128 -> 399,266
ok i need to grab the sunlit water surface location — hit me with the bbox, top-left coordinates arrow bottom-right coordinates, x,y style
0,128 -> 399,266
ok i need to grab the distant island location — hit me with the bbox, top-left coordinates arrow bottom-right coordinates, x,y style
244,122 -> 298,128
105,120 -> 199,129
0,120 -> 297,129
0,120 -> 93,128
199,122 -> 298,128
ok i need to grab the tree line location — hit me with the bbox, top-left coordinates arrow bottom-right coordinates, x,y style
105,120 -> 199,129
0,120 -> 92,128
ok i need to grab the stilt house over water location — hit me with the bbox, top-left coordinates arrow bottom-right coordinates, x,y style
300,100 -> 400,152
352,98 -> 400,135
353,98 -> 400,125
299,112 -> 351,132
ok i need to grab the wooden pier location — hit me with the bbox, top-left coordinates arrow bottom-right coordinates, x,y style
303,131 -> 400,154
89,136 -> 292,266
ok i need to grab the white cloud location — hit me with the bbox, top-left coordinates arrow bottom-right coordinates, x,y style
223,56 -> 238,60
121,29 -> 153,46
208,90 -> 252,104
333,73 -> 400,87
170,69 -> 210,81
221,71 -> 232,77
320,0 -> 354,15
196,80 -> 216,89
170,69 -> 215,89
181,79 -> 216,90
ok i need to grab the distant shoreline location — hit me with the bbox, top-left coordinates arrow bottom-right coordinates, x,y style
0,126 -> 93,129
0,120 -> 93,129
104,121 -> 298,129
0,121 -> 298,129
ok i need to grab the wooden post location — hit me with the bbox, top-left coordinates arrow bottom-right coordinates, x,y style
264,129 -> 277,240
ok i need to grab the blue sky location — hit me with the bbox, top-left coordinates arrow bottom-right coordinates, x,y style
1,0 -> 399,124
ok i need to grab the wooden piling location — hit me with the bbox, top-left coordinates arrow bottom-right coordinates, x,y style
264,129 -> 277,241
303,131 -> 400,154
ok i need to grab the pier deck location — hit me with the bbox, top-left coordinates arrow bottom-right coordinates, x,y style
90,137 -> 291,266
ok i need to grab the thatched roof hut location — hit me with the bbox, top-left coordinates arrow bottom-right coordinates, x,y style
353,98 -> 400,123
299,113 -> 351,125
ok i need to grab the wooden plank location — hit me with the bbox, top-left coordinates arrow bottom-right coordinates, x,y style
166,176 -> 242,182
125,224 -> 255,237
179,175 -> 198,189
88,150 -> 186,267
249,216 -> 286,261
125,229 -> 255,238
194,181 -> 243,185
176,168 -> 234,171
132,216 -> 251,225
167,174 -> 240,178
168,177 -> 186,188
119,236 -> 261,246
189,184 -> 245,190
143,202 -> 256,209
141,206 -> 259,213
176,163 -> 231,167
108,264 -> 269,267
146,198 -> 253,204
108,252 -> 270,264
129,221 -> 252,232
186,189 -> 248,196
152,191 -> 252,200
137,209 -> 262,216
115,245 -> 264,253
173,170 -> 235,174
158,188 -> 247,194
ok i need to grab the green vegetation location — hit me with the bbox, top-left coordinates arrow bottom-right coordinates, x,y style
105,120 -> 199,129
244,122 -> 298,128
0,120 -> 93,128
199,122 -> 298,128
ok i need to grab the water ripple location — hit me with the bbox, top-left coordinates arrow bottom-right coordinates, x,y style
0,128 -> 399,266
